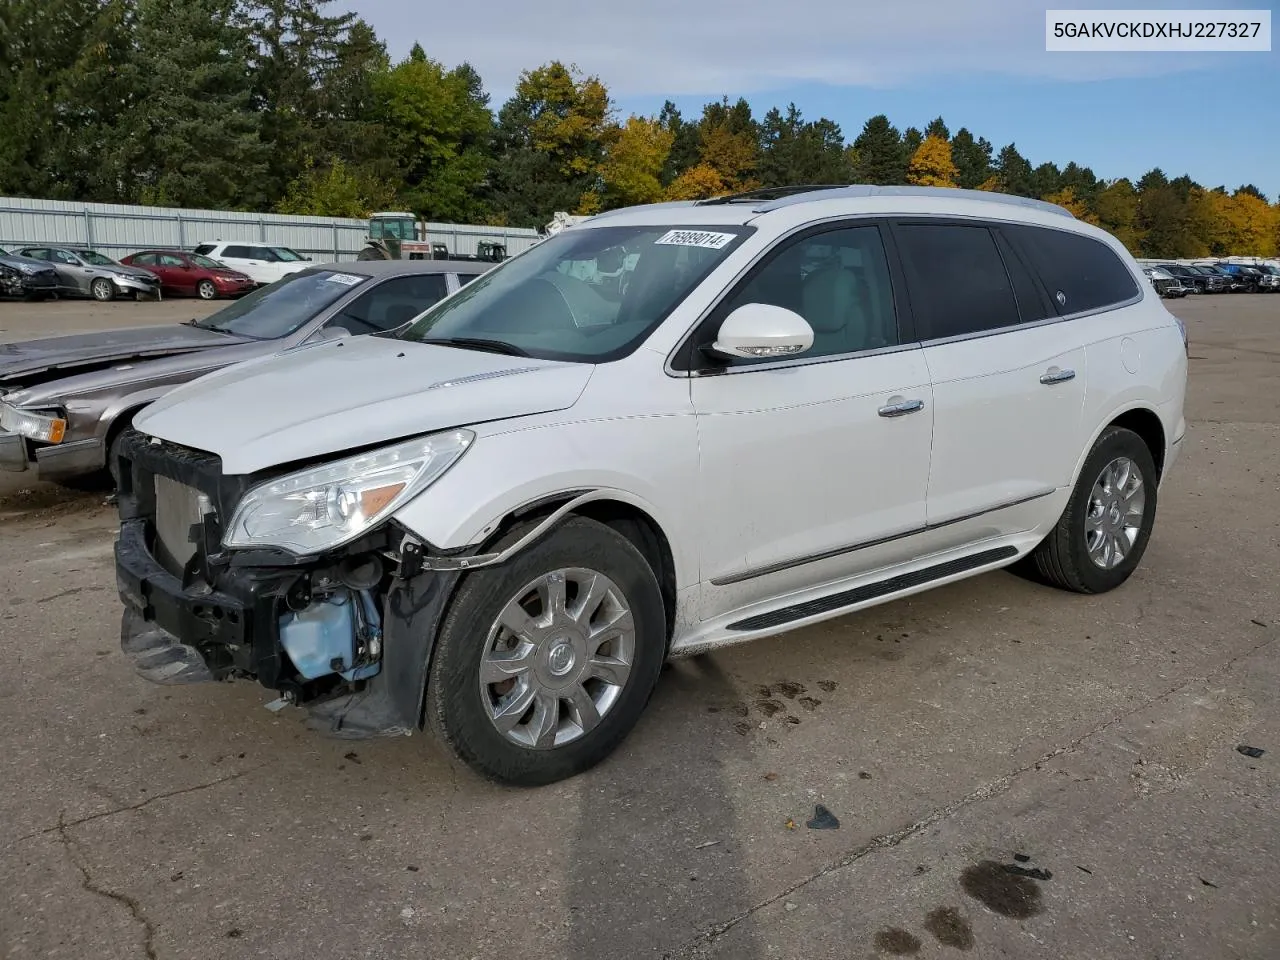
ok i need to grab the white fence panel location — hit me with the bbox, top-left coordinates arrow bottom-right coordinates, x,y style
0,197 -> 540,262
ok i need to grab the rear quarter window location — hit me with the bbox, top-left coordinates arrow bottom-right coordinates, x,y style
193,244 -> 216,256
1005,225 -> 1141,315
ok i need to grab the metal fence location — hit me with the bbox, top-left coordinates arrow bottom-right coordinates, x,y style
0,196 -> 541,262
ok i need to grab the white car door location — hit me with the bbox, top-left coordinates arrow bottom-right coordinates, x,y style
686,222 -> 935,618
891,219 -> 1088,539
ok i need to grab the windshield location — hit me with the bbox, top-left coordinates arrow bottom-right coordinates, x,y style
191,254 -> 225,270
396,224 -> 752,362
77,250 -> 117,266
270,247 -> 305,262
194,269 -> 367,339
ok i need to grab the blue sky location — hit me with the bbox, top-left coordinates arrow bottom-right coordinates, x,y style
365,0 -> 1280,199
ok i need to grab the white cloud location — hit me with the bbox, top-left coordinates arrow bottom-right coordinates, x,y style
363,0 -> 1224,99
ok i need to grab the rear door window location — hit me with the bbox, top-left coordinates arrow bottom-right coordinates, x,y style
893,222 -> 1021,340
131,253 -> 157,266
159,254 -> 186,267
223,245 -> 254,259
1004,224 -> 1141,315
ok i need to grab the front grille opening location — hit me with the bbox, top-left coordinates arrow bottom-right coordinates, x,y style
153,474 -> 212,577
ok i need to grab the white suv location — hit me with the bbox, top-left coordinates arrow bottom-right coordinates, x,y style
191,241 -> 312,286
113,186 -> 1187,786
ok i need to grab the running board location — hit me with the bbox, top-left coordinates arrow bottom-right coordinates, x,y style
725,546 -> 1019,632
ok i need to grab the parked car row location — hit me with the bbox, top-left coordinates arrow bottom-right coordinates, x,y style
0,241 -> 318,302
1138,259 -> 1280,296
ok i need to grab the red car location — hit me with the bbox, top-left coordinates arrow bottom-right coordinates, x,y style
119,249 -> 257,300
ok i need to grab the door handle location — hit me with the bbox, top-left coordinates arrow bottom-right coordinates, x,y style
1040,367 -> 1076,385
878,398 -> 925,418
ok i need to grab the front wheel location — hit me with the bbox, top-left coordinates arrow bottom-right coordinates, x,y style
196,279 -> 217,300
91,278 -> 115,301
1024,425 -> 1158,594
424,516 -> 666,786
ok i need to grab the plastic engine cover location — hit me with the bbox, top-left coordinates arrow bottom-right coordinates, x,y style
278,592 -> 358,680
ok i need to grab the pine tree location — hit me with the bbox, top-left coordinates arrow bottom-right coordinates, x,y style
851,115 -> 905,185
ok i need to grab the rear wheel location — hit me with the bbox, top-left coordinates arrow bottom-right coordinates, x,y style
91,278 -> 115,301
424,516 -> 666,786
1025,426 -> 1158,594
196,279 -> 217,300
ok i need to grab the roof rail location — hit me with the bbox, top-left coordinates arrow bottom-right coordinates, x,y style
743,184 -> 1077,218
694,184 -> 850,205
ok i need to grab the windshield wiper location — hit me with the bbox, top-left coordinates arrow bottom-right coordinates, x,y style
424,337 -> 530,357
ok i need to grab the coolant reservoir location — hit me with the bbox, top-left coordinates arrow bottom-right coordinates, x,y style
278,592 -> 357,680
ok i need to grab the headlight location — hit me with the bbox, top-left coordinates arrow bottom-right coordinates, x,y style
0,403 -> 66,443
222,429 -> 474,554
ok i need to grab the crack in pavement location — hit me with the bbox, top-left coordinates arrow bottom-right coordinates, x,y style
56,810 -> 158,960
10,765 -> 264,848
664,631 -> 1277,959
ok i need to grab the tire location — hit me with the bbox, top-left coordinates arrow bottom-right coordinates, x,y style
1025,425 -> 1158,594
424,515 -> 666,786
91,277 -> 115,301
196,279 -> 217,300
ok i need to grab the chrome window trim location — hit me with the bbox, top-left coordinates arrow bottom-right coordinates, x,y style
661,210 -> 1148,379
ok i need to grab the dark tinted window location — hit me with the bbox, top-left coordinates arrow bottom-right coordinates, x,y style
131,253 -> 157,266
224,245 -> 254,259
193,244 -> 216,255
994,230 -> 1051,323
1006,224 -> 1140,314
895,223 -> 1020,339
456,272 -> 482,286
335,274 -> 450,334
716,224 -> 900,363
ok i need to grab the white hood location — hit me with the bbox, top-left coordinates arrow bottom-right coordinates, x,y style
134,335 -> 594,474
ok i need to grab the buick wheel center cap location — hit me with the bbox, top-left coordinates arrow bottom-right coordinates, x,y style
547,641 -> 576,677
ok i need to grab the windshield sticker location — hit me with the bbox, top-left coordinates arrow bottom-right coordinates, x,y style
325,272 -> 363,285
654,229 -> 737,250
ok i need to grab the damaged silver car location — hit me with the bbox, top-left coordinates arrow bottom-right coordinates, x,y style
1,260 -> 487,482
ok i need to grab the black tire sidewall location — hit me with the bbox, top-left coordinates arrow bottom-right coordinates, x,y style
1062,426 -> 1159,593
425,516 -> 666,786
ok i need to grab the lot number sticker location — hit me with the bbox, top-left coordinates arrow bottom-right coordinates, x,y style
654,229 -> 737,250
325,273 -> 363,285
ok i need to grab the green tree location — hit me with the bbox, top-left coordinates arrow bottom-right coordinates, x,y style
486,61 -> 612,226
757,104 -> 851,187
902,126 -> 923,164
275,156 -> 395,217
124,0 -> 266,209
242,0 -> 381,201
924,116 -> 950,141
995,143 -> 1034,196
375,45 -> 494,221
950,128 -> 993,190
851,115 -> 905,185
694,96 -> 759,191
1031,162 -> 1062,199
658,100 -> 699,186
1094,178 -> 1142,252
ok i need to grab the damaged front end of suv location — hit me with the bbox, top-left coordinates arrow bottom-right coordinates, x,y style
113,427 -> 476,738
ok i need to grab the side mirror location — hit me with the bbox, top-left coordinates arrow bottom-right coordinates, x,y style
710,303 -> 814,360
